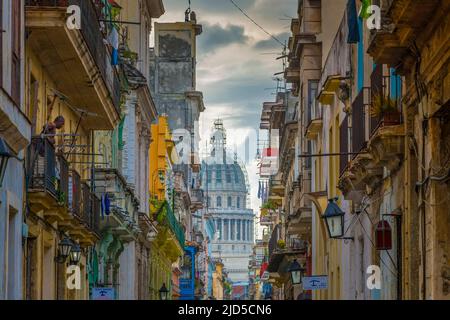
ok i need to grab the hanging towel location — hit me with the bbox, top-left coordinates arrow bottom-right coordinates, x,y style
101,194 -> 111,219
108,27 -> 119,65
104,194 -> 111,216
360,0 -> 372,19
347,0 -> 360,44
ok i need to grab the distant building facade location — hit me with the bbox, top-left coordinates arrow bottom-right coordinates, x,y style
201,120 -> 254,294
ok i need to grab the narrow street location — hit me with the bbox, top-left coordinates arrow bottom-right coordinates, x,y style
0,0 -> 449,303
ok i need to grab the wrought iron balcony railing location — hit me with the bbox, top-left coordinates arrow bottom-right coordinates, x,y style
370,64 -> 402,136
29,137 -> 58,199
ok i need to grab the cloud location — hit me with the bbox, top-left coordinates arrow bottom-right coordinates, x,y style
253,32 -> 291,50
198,23 -> 249,54
155,0 -> 298,219
159,0 -> 257,21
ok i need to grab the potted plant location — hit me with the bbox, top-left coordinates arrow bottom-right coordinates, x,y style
277,239 -> 286,250
370,93 -> 401,125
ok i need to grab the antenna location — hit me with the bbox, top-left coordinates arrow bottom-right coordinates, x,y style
185,0 -> 191,21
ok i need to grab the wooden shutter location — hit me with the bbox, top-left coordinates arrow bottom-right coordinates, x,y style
11,0 -> 21,105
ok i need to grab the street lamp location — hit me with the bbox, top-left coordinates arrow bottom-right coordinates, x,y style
159,283 -> 169,300
322,198 -> 353,240
69,242 -> 82,265
56,237 -> 72,263
287,259 -> 305,285
0,138 -> 13,188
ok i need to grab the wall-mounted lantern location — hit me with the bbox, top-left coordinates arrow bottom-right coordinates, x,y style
56,237 -> 73,263
69,242 -> 82,265
322,198 -> 354,240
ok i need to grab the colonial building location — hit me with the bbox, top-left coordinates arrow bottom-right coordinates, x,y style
149,12 -> 206,300
259,0 -> 450,301
0,0 -> 31,300
202,120 -> 254,297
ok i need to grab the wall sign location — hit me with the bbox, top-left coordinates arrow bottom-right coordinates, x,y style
303,276 -> 328,290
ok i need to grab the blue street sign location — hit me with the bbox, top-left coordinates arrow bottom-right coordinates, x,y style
303,276 -> 328,290
92,287 -> 115,300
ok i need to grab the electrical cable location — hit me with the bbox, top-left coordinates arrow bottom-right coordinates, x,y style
228,0 -> 285,48
357,218 -> 398,278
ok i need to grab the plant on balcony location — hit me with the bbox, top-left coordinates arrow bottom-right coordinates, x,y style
261,200 -> 277,211
260,208 -> 269,217
277,239 -> 286,250
370,93 -> 398,118
56,190 -> 66,206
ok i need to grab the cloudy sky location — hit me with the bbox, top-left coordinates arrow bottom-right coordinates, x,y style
154,0 -> 297,233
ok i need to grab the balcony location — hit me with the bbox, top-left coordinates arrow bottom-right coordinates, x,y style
29,137 -> 59,202
28,137 -> 100,243
338,66 -> 405,197
155,201 -> 185,250
190,189 -> 204,211
268,225 -> 307,276
94,168 -> 140,242
285,60 -> 300,84
305,102 -> 323,140
259,215 -> 273,227
25,0 -> 121,130
367,0 -> 441,68
269,178 -> 285,197
369,64 -> 402,136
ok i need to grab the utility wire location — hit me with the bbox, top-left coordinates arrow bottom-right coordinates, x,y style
228,0 -> 285,47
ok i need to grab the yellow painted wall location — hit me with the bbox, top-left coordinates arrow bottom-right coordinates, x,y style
149,116 -> 177,202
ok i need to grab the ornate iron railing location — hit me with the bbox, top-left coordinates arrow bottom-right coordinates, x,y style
29,137 -> 57,198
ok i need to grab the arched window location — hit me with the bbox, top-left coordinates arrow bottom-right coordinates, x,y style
216,196 -> 222,208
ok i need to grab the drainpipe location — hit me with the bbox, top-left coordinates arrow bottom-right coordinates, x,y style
420,119 -> 428,300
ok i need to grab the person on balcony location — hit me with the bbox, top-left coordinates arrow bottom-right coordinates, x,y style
41,115 -> 65,146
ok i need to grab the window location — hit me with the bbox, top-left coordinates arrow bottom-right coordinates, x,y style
181,253 -> 192,280
237,197 -> 241,209
307,80 -> 319,123
230,219 -> 235,240
227,196 -> 232,208
216,196 -> 222,208
226,167 -> 232,183
237,220 -> 241,241
207,168 -> 212,184
224,219 -> 229,240
11,0 -> 21,105
234,167 -> 240,183
216,218 -> 222,240
207,196 -> 211,208
216,167 -> 222,183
